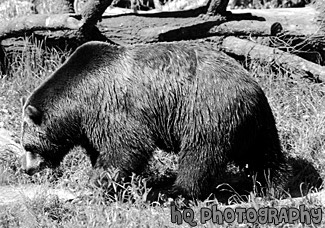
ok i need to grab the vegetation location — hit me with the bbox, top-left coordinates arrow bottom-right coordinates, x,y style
0,0 -> 324,227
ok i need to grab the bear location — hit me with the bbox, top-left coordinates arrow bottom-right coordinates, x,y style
20,41 -> 288,200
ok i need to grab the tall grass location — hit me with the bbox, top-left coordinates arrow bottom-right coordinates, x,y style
249,60 -> 325,171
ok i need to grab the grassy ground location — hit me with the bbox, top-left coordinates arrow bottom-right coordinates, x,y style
0,1 -> 325,227
0,37 -> 324,228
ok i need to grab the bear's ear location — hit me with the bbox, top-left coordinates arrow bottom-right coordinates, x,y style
21,96 -> 26,107
25,105 -> 42,125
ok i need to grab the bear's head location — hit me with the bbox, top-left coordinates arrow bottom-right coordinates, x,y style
21,94 -> 78,175
20,77 -> 83,175
19,42 -> 122,175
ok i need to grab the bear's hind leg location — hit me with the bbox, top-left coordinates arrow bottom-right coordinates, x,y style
172,146 -> 227,200
236,130 -> 289,193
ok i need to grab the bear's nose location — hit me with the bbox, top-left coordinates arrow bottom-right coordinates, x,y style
21,151 -> 44,175
24,166 -> 39,176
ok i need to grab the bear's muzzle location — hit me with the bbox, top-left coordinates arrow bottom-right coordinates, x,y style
21,151 -> 45,175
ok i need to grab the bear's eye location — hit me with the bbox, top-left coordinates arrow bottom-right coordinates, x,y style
23,144 -> 35,152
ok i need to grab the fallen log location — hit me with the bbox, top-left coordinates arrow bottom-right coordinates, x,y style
96,5 -> 324,42
221,36 -> 325,82
0,3 -> 226,46
0,8 -> 320,48
209,20 -> 282,36
229,6 -> 321,36
0,15 -> 282,47
0,13 -> 225,46
0,14 -> 82,40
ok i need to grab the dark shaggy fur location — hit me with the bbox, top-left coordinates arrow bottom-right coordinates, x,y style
21,41 -> 288,199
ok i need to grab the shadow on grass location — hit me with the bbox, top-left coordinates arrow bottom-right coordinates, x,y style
56,153 -> 323,206
216,156 -> 323,204
145,156 -> 323,204
286,156 -> 323,198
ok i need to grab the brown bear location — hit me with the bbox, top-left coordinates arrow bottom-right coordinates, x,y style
21,41 -> 288,200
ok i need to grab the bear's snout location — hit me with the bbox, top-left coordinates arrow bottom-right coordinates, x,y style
21,151 -> 45,175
